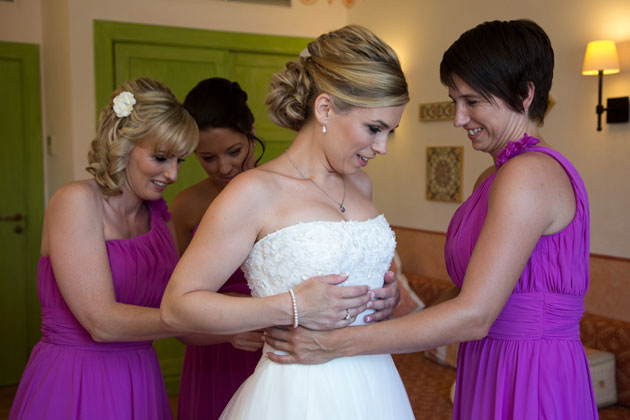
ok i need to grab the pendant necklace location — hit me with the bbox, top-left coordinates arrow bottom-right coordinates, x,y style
285,150 -> 346,213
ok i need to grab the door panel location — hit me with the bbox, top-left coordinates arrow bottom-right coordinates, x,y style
0,42 -> 44,386
0,57 -> 28,386
232,52 -> 297,162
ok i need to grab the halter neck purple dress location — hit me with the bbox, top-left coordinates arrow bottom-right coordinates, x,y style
177,226 -> 261,420
445,135 -> 598,419
10,199 -> 177,420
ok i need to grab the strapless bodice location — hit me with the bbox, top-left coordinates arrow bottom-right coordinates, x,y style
242,215 -> 396,326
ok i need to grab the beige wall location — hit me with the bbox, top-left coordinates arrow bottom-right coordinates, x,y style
349,0 -> 630,259
0,0 -> 42,44
1,0 -> 629,258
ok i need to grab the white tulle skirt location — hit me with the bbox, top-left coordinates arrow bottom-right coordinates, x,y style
219,344 -> 414,420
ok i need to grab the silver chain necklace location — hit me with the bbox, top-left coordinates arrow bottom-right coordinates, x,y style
285,150 -> 346,213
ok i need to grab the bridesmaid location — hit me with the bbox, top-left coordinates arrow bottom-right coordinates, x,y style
9,77 -> 199,420
171,78 -> 264,420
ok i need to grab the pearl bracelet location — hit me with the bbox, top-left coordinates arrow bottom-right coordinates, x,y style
288,288 -> 299,328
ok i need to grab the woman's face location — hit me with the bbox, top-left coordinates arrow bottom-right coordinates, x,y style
195,127 -> 255,188
448,74 -> 527,157
327,104 -> 405,174
124,139 -> 183,201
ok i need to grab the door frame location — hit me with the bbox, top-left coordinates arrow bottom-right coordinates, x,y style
0,41 -> 45,356
94,20 -> 311,116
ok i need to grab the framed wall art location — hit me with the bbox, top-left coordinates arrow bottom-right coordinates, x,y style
419,101 -> 455,122
426,146 -> 463,203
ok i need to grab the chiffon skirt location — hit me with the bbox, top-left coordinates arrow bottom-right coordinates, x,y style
9,341 -> 171,420
219,344 -> 414,420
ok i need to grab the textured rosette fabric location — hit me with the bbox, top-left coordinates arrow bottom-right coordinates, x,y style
243,215 -> 395,327
496,133 -> 540,168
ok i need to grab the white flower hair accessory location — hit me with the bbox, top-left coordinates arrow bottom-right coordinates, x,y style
112,91 -> 136,118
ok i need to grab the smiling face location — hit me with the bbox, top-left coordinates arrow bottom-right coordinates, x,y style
195,127 -> 255,188
327,104 -> 405,173
124,139 -> 183,201
448,74 -> 530,158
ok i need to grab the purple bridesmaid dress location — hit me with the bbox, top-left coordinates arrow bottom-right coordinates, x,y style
10,199 -> 177,420
445,135 -> 598,419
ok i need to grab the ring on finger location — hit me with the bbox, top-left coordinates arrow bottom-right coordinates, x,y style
344,308 -> 351,320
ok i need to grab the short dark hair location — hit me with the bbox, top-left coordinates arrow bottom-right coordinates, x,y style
184,77 -> 265,163
440,19 -> 554,124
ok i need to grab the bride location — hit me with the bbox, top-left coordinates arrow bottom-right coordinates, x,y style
160,24 -> 413,419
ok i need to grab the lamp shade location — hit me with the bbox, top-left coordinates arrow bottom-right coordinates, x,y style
582,40 -> 620,75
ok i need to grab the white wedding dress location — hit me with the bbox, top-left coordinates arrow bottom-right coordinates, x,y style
219,215 -> 414,420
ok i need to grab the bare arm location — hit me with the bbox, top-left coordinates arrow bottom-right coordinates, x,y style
171,184 -> 265,349
45,182 -> 176,342
265,152 -> 576,363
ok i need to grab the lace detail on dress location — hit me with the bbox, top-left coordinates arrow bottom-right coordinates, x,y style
496,133 -> 541,168
242,215 -> 395,302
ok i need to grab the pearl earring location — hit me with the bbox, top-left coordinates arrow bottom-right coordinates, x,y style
322,123 -> 327,134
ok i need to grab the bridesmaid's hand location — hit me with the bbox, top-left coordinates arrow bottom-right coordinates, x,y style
293,274 -> 371,330
228,331 -> 264,352
364,271 -> 399,323
263,326 -> 339,365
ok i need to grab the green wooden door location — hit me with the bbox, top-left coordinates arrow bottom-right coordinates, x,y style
0,42 -> 44,386
231,52 -> 297,161
94,20 -> 311,394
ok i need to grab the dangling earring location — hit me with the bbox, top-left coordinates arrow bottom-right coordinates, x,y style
322,123 -> 327,134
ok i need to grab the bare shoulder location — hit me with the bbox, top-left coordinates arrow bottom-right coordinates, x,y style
347,170 -> 372,199
491,151 -> 575,234
43,180 -> 105,255
207,167 -> 278,221
226,166 -> 281,196
48,180 -> 103,216
496,151 -> 571,190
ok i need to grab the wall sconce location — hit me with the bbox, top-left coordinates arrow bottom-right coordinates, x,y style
582,40 -> 629,131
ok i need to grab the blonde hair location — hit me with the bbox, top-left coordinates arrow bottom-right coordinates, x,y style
87,77 -> 199,196
265,25 -> 409,131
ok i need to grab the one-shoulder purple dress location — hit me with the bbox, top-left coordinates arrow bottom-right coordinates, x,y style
445,135 -> 598,419
178,226 -> 261,420
10,199 -> 177,420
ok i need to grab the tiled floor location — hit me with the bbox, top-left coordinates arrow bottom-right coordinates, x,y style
0,386 -> 179,420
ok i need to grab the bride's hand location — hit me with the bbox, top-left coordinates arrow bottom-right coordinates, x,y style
263,326 -> 340,365
293,274 -> 371,330
363,271 -> 399,323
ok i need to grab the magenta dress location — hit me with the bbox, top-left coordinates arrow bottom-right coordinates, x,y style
177,226 -> 261,420
10,199 -> 177,420
445,135 -> 598,419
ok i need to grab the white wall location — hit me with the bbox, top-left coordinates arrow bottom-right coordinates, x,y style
349,0 -> 630,258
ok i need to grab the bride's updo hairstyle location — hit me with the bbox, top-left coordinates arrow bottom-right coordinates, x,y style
265,25 -> 409,131
87,77 -> 198,196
